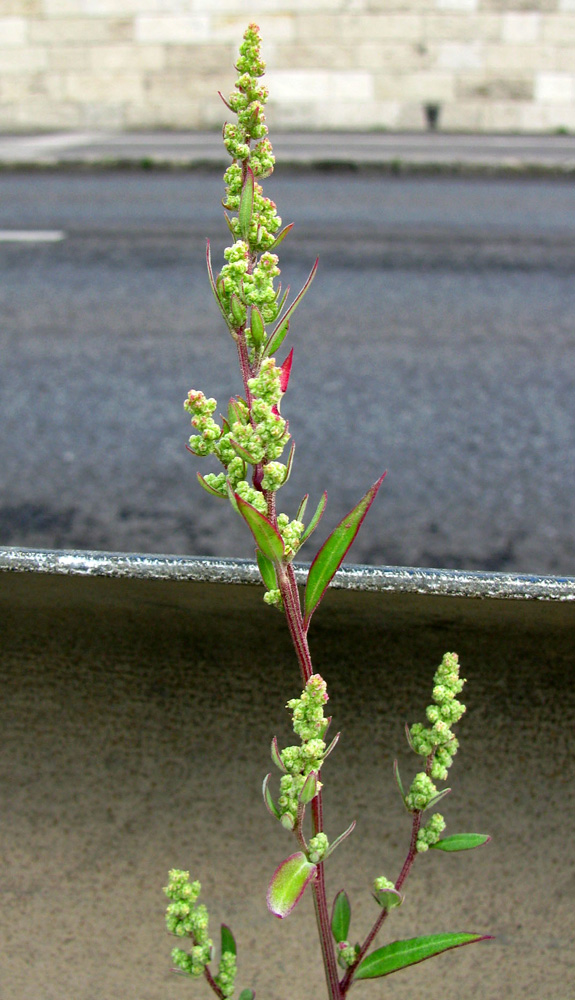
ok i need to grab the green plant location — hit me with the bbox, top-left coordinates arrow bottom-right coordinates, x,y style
164,24 -> 491,1000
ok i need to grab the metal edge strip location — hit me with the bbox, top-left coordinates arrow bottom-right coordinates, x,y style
1,546 -> 574,602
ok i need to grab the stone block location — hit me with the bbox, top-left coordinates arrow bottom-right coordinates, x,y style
356,41 -> 431,72
63,70 -> 144,103
46,43 -> 91,71
265,67 -> 373,102
422,13 -> 502,41
485,42 -> 555,72
134,14 -> 210,45
0,16 -> 27,45
440,99 -> 484,129
455,72 -> 533,100
336,13 -> 424,42
535,70 -> 575,102
375,69 -> 455,101
482,0 -> 556,11
91,42 -> 165,73
436,40 -> 484,70
542,13 -> 575,44
436,0 -> 478,10
273,42 -> 357,70
501,12 -> 542,43
29,17 -> 111,44
164,43 -> 227,72
0,45 -> 47,73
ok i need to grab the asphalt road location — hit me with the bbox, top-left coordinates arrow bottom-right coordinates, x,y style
1,170 -> 574,575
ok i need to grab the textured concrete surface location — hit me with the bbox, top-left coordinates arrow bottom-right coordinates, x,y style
1,569 -> 574,999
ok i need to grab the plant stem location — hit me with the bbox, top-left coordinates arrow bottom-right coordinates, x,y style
203,963 -> 226,1000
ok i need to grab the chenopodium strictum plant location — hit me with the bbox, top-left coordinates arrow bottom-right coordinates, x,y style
164,23 -> 492,1000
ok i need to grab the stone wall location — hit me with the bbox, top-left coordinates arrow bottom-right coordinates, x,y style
1,0 -> 575,132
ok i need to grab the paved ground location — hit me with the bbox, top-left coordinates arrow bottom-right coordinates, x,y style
1,129 -> 575,172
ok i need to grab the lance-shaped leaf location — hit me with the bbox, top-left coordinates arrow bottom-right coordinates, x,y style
301,491 -> 328,544
431,833 -> 491,853
296,494 -> 309,522
220,924 -> 236,957
267,852 -> 317,919
271,736 -> 287,772
264,258 -> 319,358
228,396 -> 248,427
239,167 -> 254,240
257,549 -> 277,592
229,436 -> 262,465
236,494 -> 285,562
354,932 -> 492,981
331,890 -> 351,944
267,222 -> 294,251
262,774 -> 281,820
393,760 -> 406,802
299,770 -> 320,805
425,787 -> 451,812
283,440 -> 296,486
304,474 -> 386,626
250,305 -> 265,347
197,473 -> 227,500
324,819 -> 356,860
280,348 -> 294,393
206,241 -> 236,337
238,990 -> 255,1000
323,730 -> 340,761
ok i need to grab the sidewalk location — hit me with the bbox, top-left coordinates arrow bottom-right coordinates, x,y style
1,130 -> 575,173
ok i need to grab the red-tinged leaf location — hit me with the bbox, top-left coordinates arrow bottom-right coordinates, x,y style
267,852 -> 317,919
230,293 -> 246,327
228,397 -> 248,427
299,770 -> 319,805
235,494 -> 285,562
263,317 -> 289,359
220,924 -> 236,957
323,731 -> 340,761
301,491 -> 327,543
271,736 -> 286,772
283,441 -> 295,485
257,549 -> 277,591
372,886 -> 403,910
331,890 -> 351,944
303,474 -> 386,626
206,241 -> 236,337
223,211 -> 236,235
197,473 -> 226,499
296,494 -> 309,522
229,437 -> 261,465
239,167 -> 254,240
354,932 -> 492,981
324,820 -> 356,860
218,90 -> 233,111
280,348 -> 294,393
431,833 -> 491,853
267,222 -> 294,251
262,774 -> 280,819
250,304 -> 265,347
268,258 -> 318,346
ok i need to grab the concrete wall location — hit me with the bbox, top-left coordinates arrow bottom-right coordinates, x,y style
1,0 -> 575,133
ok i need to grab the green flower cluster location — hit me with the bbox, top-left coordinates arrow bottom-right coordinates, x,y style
409,652 -> 466,781
214,951 -> 237,999
164,870 -> 213,977
308,832 -> 329,863
416,812 -> 446,853
337,942 -> 359,969
277,674 -> 330,829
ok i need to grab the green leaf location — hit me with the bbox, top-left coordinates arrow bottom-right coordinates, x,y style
196,473 -> 226,500
229,437 -> 261,465
331,890 -> 351,944
220,924 -> 236,957
298,770 -> 319,804
250,305 -> 265,347
206,241 -> 236,337
235,494 -> 285,561
296,494 -> 309,522
257,549 -> 277,591
262,316 -> 290,358
372,886 -> 403,910
230,293 -> 246,327
324,819 -> 356,860
431,833 -> 491,853
270,736 -> 287,772
267,852 -> 317,919
303,474 -> 386,626
267,222 -> 294,251
300,490 -> 327,543
239,167 -> 254,240
238,991 -> 255,1000
262,773 -> 280,819
393,760 -> 406,802
354,932 -> 491,981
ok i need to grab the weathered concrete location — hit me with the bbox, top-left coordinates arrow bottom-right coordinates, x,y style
1,551 -> 574,998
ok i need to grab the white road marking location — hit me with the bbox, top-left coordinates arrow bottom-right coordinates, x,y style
0,230 -> 66,242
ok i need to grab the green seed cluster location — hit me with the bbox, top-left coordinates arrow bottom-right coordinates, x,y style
409,652 -> 466,781
337,942 -> 358,969
308,832 -> 329,863
214,950 -> 238,999
405,771 -> 438,812
164,870 -> 213,977
416,812 -> 446,853
277,674 -> 330,829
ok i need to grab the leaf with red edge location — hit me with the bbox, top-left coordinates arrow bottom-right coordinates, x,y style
280,348 -> 294,393
235,494 -> 285,562
300,491 -> 327,544
267,852 -> 317,919
431,833 -> 491,853
331,890 -> 351,944
267,222 -> 294,251
262,774 -> 280,819
250,305 -> 265,347
303,474 -> 386,626
197,473 -> 227,499
353,932 -> 493,981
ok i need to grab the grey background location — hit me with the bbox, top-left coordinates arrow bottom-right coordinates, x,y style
1,170 -> 574,575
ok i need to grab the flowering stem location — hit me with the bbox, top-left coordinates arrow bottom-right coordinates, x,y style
203,964 -> 226,1000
